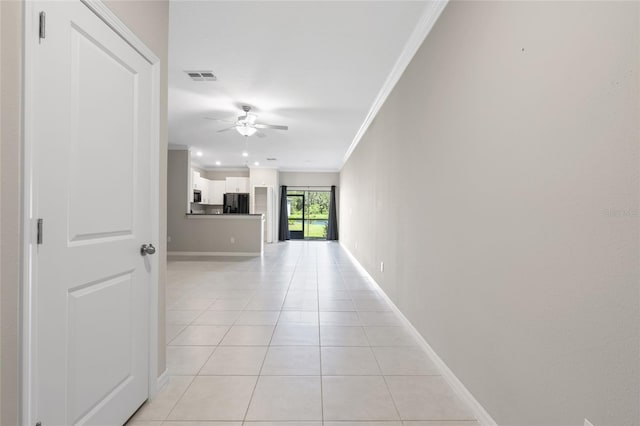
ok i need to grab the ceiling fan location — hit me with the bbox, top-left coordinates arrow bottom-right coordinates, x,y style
205,105 -> 289,137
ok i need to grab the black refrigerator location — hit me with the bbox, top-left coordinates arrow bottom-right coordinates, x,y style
223,193 -> 249,214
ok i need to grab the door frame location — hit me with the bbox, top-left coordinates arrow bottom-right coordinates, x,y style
20,1 -> 162,425
250,185 -> 276,243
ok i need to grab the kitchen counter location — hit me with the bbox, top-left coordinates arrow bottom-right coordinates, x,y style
168,213 -> 264,257
187,213 -> 264,221
186,213 -> 262,216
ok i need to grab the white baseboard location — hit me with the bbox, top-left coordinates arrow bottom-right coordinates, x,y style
339,242 -> 498,426
155,369 -> 169,397
167,251 -> 261,257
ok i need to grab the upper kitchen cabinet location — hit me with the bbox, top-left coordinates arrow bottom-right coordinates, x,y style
192,169 -> 202,190
199,179 -> 210,204
191,169 -> 207,202
209,180 -> 225,205
190,169 -> 200,203
226,177 -> 250,193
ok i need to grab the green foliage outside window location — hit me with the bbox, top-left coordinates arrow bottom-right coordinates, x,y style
287,191 -> 330,238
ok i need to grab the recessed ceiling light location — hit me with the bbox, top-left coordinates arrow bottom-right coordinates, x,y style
254,161 -> 260,166
196,151 -> 203,157
242,152 -> 248,157
215,161 -> 221,166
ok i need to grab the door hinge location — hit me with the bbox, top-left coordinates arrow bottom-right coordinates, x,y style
36,219 -> 44,245
39,11 -> 46,40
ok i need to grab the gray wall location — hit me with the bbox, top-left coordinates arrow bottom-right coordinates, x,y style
0,1 -> 169,423
168,150 -> 191,238
168,216 -> 263,255
340,2 -> 639,425
1,2 -> 23,423
279,171 -> 339,187
203,169 -> 249,180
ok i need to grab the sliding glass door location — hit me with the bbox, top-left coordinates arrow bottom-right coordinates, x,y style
303,191 -> 329,239
287,190 -> 330,240
287,193 -> 304,239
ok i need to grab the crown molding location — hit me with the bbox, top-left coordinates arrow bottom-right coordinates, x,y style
341,0 -> 449,167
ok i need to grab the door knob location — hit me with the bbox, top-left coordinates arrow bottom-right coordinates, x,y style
140,243 -> 156,256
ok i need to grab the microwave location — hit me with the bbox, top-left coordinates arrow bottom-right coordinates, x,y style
193,190 -> 202,203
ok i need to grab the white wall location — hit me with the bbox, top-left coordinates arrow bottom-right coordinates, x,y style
340,2 -> 639,425
250,168 -> 278,241
251,167 -> 279,190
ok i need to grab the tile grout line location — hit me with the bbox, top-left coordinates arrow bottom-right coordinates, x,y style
158,374 -> 197,423
315,245 -> 325,425
240,246 -> 302,424
163,244 -> 451,425
163,276 -> 225,422
321,245 -> 347,425
167,294 -> 221,342
165,279 -> 253,421
337,253 -> 405,424
166,264 -> 265,421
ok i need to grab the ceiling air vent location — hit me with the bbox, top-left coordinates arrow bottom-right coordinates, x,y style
267,158 -> 277,161
185,70 -> 217,81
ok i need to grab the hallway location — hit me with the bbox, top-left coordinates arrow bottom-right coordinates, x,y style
130,242 -> 479,425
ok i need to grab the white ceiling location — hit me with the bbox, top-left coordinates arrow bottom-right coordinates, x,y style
168,1 -> 430,171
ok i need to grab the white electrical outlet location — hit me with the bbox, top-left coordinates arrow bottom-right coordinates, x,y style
584,419 -> 594,426
230,237 -> 235,244
380,261 -> 384,272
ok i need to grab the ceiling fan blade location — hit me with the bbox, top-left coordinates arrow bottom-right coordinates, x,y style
217,126 -> 236,133
204,117 -> 236,123
255,123 -> 288,131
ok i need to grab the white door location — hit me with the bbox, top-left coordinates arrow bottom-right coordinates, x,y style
31,2 -> 154,425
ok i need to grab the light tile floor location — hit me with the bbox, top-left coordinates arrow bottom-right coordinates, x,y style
128,241 -> 479,426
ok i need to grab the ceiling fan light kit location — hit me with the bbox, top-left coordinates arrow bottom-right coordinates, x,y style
236,123 -> 257,137
207,105 -> 289,138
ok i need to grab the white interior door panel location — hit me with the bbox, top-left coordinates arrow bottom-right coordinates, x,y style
31,1 -> 154,424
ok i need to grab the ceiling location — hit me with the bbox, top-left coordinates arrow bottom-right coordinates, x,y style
168,1 -> 431,171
